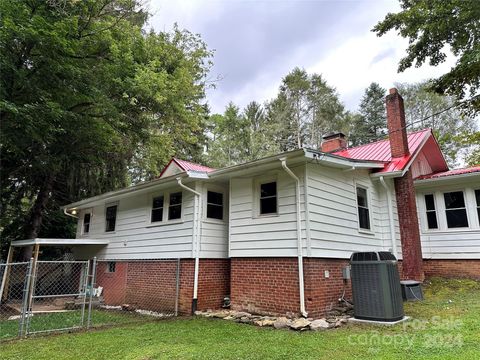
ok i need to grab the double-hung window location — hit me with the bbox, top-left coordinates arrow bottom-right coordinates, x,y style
151,196 -> 164,223
259,181 -> 277,215
444,191 -> 469,228
424,194 -> 438,229
105,205 -> 117,232
83,212 -> 91,234
356,187 -> 370,230
207,191 -> 224,220
168,192 -> 182,220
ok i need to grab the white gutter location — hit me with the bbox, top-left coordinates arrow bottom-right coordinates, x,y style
177,177 -> 202,314
380,176 -> 397,258
279,157 -> 307,318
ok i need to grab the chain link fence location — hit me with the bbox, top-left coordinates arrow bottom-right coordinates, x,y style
0,258 -> 180,341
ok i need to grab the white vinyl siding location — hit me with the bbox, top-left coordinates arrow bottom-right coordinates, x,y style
306,163 -> 397,259
229,166 -> 307,257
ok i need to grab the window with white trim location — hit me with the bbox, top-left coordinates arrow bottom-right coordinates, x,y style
259,181 -> 277,215
424,194 -> 438,229
356,187 -> 370,230
151,195 -> 164,223
83,212 -> 91,234
207,191 -> 223,220
105,205 -> 117,232
168,192 -> 182,220
443,191 -> 469,228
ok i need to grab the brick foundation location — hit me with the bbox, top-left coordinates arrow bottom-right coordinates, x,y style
230,257 -> 352,317
423,259 -> 480,280
96,258 -> 230,315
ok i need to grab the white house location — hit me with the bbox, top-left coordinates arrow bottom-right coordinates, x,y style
10,88 -> 480,317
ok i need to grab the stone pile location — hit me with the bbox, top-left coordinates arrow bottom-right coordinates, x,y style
194,303 -> 353,331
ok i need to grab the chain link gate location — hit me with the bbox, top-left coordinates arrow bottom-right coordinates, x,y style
1,257 -> 180,340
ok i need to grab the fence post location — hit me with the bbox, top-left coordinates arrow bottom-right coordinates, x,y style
87,257 -> 97,329
79,260 -> 91,328
18,258 -> 34,338
175,258 -> 180,316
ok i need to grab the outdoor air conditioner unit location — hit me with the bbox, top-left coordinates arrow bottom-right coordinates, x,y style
350,251 -> 404,322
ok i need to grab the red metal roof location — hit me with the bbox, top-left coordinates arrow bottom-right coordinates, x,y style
158,158 -> 215,178
416,166 -> 480,180
173,158 -> 215,173
333,129 -> 432,173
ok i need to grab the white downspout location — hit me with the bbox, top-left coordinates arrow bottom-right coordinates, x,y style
279,158 -> 307,318
380,176 -> 398,258
177,177 -> 202,314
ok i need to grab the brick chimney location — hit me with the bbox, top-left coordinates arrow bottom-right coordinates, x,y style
386,88 -> 409,158
321,132 -> 347,153
386,88 -> 424,281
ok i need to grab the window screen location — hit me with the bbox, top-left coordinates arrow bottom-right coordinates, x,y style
424,194 -> 438,229
83,213 -> 91,234
444,191 -> 468,228
476,189 -> 480,222
260,182 -> 277,215
356,187 -> 370,230
207,191 -> 223,220
105,205 -> 117,232
151,196 -> 164,223
168,192 -> 182,220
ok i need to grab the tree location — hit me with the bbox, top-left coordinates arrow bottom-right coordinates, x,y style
395,82 -> 478,167
307,74 -> 346,149
267,68 -> 346,150
373,0 -> 480,113
206,103 -> 250,167
0,0 -> 212,259
350,83 -> 387,146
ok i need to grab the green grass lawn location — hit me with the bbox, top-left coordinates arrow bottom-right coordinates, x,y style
0,309 -> 149,340
1,278 -> 479,360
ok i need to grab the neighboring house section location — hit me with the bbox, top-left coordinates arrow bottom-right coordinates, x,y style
11,88 -> 479,318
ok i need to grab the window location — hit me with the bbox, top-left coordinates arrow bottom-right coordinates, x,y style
105,205 -> 117,232
356,187 -> 370,230
106,262 -> 116,273
83,212 -> 91,234
476,190 -> 480,222
151,196 -> 164,223
168,192 -> 182,220
444,191 -> 469,228
207,191 -> 224,220
424,194 -> 438,229
260,181 -> 277,215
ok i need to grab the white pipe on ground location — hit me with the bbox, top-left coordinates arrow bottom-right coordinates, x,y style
177,178 -> 202,313
279,158 -> 308,318
380,176 -> 398,258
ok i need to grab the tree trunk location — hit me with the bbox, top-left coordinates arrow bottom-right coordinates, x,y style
21,175 -> 55,260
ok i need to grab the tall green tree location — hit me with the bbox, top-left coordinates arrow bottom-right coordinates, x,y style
350,83 -> 387,146
0,0 -> 212,259
373,0 -> 480,114
395,82 -> 478,167
268,68 -> 346,150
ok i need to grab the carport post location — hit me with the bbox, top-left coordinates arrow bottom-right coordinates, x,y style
26,244 -> 40,312
0,245 -> 14,302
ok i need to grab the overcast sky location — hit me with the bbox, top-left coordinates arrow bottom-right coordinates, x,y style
148,0 -> 455,114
